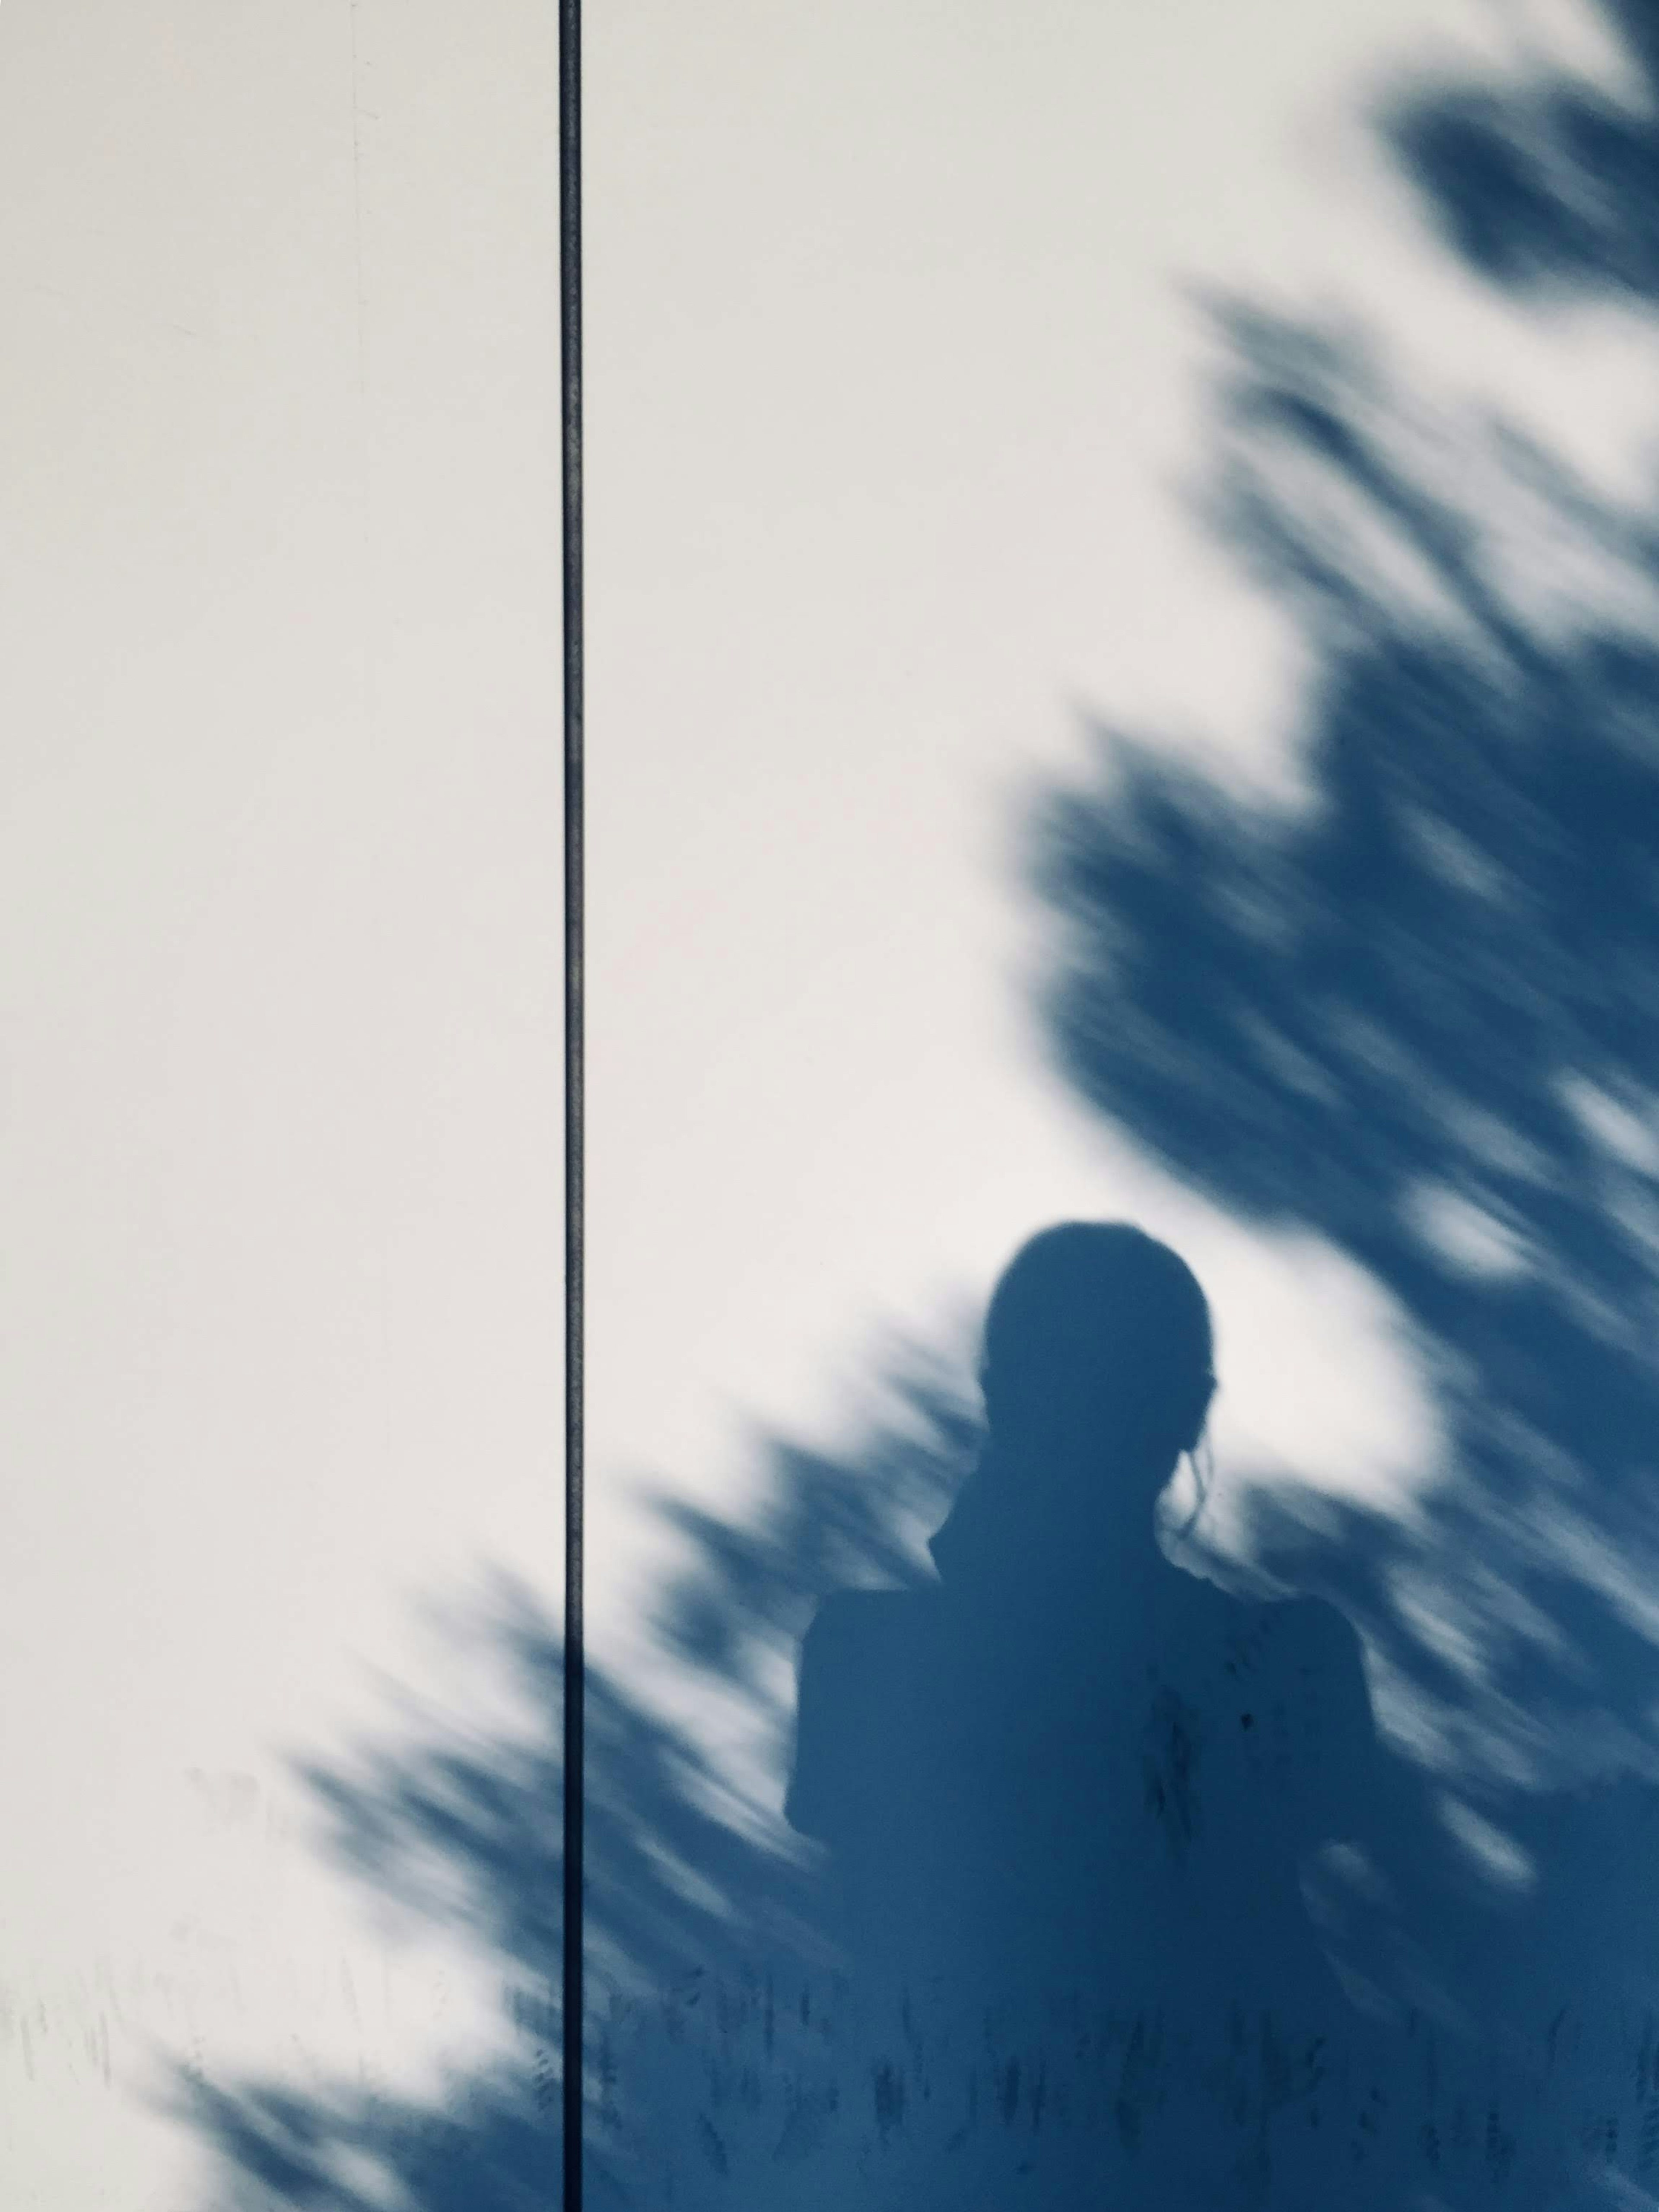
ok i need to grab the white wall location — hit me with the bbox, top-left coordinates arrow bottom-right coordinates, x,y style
0,6 -> 561,2204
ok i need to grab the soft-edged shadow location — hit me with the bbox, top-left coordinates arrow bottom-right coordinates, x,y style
1030,284 -> 1659,2031
173,1349 -> 982,2209
1381,0 -> 1659,309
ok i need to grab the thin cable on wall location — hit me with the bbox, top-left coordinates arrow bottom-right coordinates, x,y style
560,0 -> 585,2202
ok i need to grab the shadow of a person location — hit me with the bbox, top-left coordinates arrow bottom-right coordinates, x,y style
787,1223 -> 1390,2205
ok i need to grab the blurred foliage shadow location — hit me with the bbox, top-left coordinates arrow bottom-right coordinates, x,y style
1029,0 -> 1659,2029
175,1356 -> 980,2209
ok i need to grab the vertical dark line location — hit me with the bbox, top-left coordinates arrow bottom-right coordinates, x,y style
559,0 -> 585,2202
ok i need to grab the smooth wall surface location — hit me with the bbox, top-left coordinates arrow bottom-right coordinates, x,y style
0,6 -> 563,2205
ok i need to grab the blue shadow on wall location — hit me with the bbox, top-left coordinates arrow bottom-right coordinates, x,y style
180,4 -> 1659,2205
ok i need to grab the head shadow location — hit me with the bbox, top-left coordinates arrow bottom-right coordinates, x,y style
978,1220 -> 1214,1470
